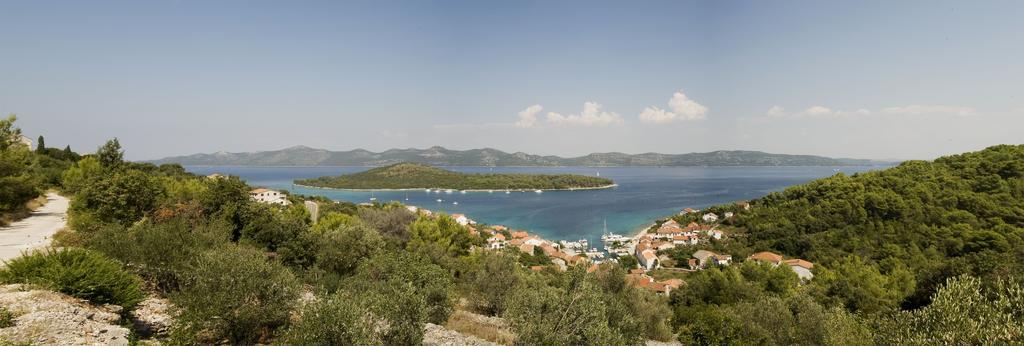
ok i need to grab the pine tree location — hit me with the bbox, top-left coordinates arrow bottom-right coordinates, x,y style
36,135 -> 45,153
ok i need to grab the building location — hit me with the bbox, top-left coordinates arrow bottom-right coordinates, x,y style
692,250 -> 731,268
784,259 -> 814,281
708,229 -> 724,240
747,251 -> 783,266
639,249 -> 659,270
16,135 -> 32,148
250,188 -> 291,205
452,213 -> 470,226
702,213 -> 719,222
487,233 -> 506,249
511,230 -> 529,239
206,173 -> 226,180
724,212 -> 734,219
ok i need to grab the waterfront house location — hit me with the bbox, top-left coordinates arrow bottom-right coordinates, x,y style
452,214 -> 470,226
518,243 -> 534,254
681,208 -> 698,214
784,259 -> 815,281
673,235 -> 699,245
250,188 -> 291,206
511,230 -> 529,239
708,229 -> 724,240
652,240 -> 675,251
702,213 -> 719,222
747,251 -> 783,266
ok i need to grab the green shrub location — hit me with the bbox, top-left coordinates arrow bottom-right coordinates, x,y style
281,291 -> 380,345
86,218 -> 231,292
171,245 -> 299,344
0,306 -> 14,328
0,248 -> 143,310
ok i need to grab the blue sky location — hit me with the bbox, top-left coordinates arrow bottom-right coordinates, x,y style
2,1 -> 1022,160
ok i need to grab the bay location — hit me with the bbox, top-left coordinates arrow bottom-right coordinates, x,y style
185,166 -> 883,244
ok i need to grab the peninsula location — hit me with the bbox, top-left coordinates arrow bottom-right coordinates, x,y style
294,163 -> 615,190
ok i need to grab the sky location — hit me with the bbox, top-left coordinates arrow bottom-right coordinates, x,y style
1,1 -> 1022,161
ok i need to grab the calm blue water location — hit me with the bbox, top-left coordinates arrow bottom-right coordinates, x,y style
185,166 -> 881,244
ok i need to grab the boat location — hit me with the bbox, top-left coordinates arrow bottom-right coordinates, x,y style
505,190 -> 511,194
452,201 -> 458,205
436,199 -> 442,203
460,190 -> 467,194
424,189 -> 431,193
535,190 -> 543,193
488,190 -> 493,193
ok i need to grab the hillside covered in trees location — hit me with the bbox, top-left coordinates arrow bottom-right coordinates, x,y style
296,162 -> 615,190
662,144 -> 1024,344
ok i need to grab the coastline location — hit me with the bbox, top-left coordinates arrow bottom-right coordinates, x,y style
291,183 -> 619,192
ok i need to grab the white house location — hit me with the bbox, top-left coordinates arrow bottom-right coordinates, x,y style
702,213 -> 719,222
724,212 -> 734,219
784,259 -> 814,281
250,188 -> 291,206
639,249 -> 660,270
452,213 -> 470,226
708,229 -> 724,240
487,233 -> 506,249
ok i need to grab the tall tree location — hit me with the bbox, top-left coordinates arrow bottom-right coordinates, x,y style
0,114 -> 20,150
63,145 -> 72,157
96,138 -> 124,168
36,135 -> 45,153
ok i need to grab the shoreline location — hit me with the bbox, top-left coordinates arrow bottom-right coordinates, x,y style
291,183 -> 619,192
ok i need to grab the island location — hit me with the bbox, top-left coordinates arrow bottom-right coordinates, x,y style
294,163 -> 616,190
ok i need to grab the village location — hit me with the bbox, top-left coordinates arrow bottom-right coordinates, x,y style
247,185 -> 815,297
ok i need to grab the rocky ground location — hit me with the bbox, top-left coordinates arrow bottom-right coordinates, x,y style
423,323 -> 498,346
0,284 -> 131,345
0,285 -> 177,345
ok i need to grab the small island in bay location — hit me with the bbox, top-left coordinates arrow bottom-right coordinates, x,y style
294,163 -> 615,190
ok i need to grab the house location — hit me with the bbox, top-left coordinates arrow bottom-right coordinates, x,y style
452,214 -> 470,226
702,213 -> 719,222
681,208 -> 698,214
487,233 -> 506,250
724,212 -> 734,219
784,259 -> 815,281
492,225 -> 508,231
652,241 -> 675,251
206,173 -> 226,180
639,249 -> 659,270
692,250 -> 731,268
511,231 -> 529,239
673,234 -> 699,245
15,135 -> 32,148
250,188 -> 291,205
747,251 -> 783,266
737,201 -> 751,211
656,220 -> 684,238
708,229 -> 724,240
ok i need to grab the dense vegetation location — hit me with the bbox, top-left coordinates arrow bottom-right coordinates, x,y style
296,162 -> 615,190
663,144 -> 1024,344
0,115 -> 79,224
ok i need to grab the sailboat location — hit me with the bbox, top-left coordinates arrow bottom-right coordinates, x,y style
369,191 -> 377,202
404,191 -> 409,201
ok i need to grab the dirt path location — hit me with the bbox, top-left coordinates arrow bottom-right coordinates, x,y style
0,193 -> 69,262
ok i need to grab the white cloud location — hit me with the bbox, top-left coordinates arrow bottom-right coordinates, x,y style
766,105 -> 787,117
764,105 -> 871,119
880,105 -> 977,117
638,90 -> 708,123
515,105 -> 543,128
546,102 -> 624,127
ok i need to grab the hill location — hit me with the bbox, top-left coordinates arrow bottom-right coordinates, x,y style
149,145 -> 883,167
694,144 -> 1024,310
295,163 -> 615,190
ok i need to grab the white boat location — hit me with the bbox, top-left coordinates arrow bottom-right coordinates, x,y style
460,190 -> 467,194
452,201 -> 458,205
436,199 -> 442,202
535,190 -> 543,193
505,190 -> 511,194
424,189 -> 431,193
488,190 -> 493,193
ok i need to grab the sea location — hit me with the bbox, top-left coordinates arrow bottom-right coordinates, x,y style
185,166 -> 884,245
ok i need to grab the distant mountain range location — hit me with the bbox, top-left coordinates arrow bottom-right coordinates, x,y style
149,145 -> 887,167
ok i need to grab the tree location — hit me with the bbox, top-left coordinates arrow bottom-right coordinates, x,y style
35,135 -> 44,153
0,115 -> 39,216
71,169 -> 162,226
407,214 -> 474,258
63,145 -> 72,157
0,114 -> 20,150
96,138 -> 124,168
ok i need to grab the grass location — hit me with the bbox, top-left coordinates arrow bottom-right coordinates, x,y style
444,309 -> 515,345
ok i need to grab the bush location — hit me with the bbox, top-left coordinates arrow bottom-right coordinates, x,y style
171,245 -> 300,344
281,291 -> 381,345
86,218 -> 231,292
0,307 -> 14,328
0,248 -> 143,310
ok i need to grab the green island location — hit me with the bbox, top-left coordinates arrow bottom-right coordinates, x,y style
294,162 -> 615,190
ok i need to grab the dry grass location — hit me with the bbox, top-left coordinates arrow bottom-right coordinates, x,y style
444,309 -> 515,345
